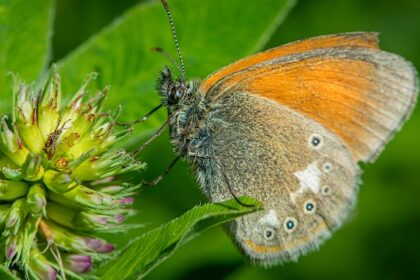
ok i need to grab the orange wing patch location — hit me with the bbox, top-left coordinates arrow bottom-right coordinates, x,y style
247,59 -> 378,161
244,240 -> 283,254
244,222 -> 328,256
200,32 -> 379,93
200,34 -> 418,162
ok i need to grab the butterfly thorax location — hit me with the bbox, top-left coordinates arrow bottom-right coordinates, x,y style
157,67 -> 211,157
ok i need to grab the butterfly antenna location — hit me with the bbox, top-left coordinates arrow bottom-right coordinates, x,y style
152,47 -> 183,77
160,0 -> 186,80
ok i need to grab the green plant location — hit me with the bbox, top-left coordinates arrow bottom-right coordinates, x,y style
0,66 -> 144,279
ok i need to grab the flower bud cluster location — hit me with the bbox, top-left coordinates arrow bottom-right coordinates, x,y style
0,67 -> 144,279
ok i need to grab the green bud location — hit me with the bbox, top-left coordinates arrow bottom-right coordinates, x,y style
73,212 -> 110,231
15,125 -> 44,155
26,184 -> 46,216
65,149 -> 94,172
0,154 -> 23,180
45,202 -> 77,229
43,169 -> 77,193
1,166 -> 23,180
0,180 -> 28,201
0,151 -> 19,168
66,137 -> 97,159
5,198 -> 28,235
21,154 -> 44,181
40,220 -> 85,252
14,83 -> 33,124
14,84 -> 44,154
48,184 -> 114,210
46,202 -> 114,232
0,117 -> 18,152
0,204 -> 11,225
0,117 -> 28,166
5,234 -> 20,262
38,66 -> 61,141
20,216 -> 41,270
72,150 -> 144,181
63,254 -> 92,274
42,220 -> 114,254
66,122 -> 131,160
29,247 -> 57,280
61,88 -> 108,144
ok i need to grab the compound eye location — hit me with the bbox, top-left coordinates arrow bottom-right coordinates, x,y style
167,88 -> 180,104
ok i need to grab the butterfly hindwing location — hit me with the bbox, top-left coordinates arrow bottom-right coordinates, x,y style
191,92 -> 359,266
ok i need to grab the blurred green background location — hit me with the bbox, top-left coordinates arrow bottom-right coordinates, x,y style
51,0 -> 419,279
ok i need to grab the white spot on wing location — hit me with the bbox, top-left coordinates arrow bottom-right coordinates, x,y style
291,161 -> 322,201
259,209 -> 279,228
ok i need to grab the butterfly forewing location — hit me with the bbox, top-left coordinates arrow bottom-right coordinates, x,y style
200,32 -> 380,94
200,33 -> 418,162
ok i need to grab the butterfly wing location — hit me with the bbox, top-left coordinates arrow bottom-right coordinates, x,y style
199,32 -> 418,162
191,92 -> 359,266
190,32 -> 417,265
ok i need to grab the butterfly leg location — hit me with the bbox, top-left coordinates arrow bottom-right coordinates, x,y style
142,155 -> 180,186
131,120 -> 168,156
116,104 -> 163,127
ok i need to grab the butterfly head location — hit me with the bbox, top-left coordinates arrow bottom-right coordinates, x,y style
157,67 -> 201,113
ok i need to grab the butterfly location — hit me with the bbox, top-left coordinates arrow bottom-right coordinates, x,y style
135,0 -> 418,267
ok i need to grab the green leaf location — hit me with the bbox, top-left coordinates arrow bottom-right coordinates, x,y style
0,265 -> 18,280
95,197 -> 262,280
58,0 -> 296,135
0,0 -> 53,113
